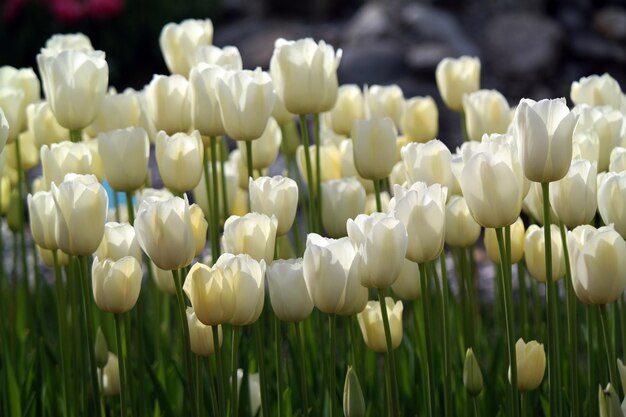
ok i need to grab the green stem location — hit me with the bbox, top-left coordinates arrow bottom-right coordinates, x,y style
518,262 -> 528,338
172,268 -> 197,417
587,306 -> 597,414
194,355 -> 201,417
203,149 -> 219,261
378,288 -> 399,417
14,136 -> 28,310
439,252 -> 452,417
113,191 -> 121,223
313,113 -> 322,230
598,305 -> 619,388
254,322 -> 271,417
231,326 -> 240,417
274,316 -> 282,417
212,326 -> 225,417
207,356 -> 219,416
114,314 -> 130,417
495,228 -> 519,417
219,137 -> 230,220
418,262 -> 435,417
69,129 -> 82,143
295,322 -> 309,416
541,182 -> 559,417
473,396 -> 479,417
559,222 -> 579,417
328,314 -> 337,417
210,136 -> 222,259
245,140 -> 254,181
298,114 -> 315,233
373,179 -> 383,213
53,250 -> 72,417
124,191 -> 134,225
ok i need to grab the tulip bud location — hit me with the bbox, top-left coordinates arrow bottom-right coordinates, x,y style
86,90 -> 141,136
327,84 -> 364,136
515,98 -> 577,182
524,225 -> 565,283
463,348 -> 483,396
37,246 -> 70,267
401,96 -> 438,143
267,258 -> 313,322
6,189 -> 21,233
37,50 -> 108,130
95,222 -> 141,262
509,338 -> 546,392
28,191 -> 59,250
159,19 -> 214,76
184,262 -> 234,325
189,64 -> 227,137
571,73 -> 623,109
445,195 -> 481,247
402,139 -> 453,188
365,84 -> 405,128
549,159 -> 597,229
0,109 -> 8,151
189,203 -> 208,256
222,212 -> 277,264
321,178 -> 366,238
155,130 -> 203,194
296,143 -> 342,186
135,194 -> 196,270
484,217 -> 525,264
598,383 -> 623,417
42,33 -> 93,55
217,68 -> 276,141
0,87 -> 24,144
187,307 -> 222,357
95,327 -> 109,368
98,127 -> 150,192
347,213 -> 408,288
357,297 -> 403,352
52,174 -> 108,256
270,38 -> 341,114
236,118 -> 281,170
272,96 -> 295,126
609,147 -> 626,173
462,89 -> 510,141
0,177 -> 9,215
352,117 -> 396,181
41,141 -> 92,190
390,258 -> 421,300
0,67 -> 40,131
92,256 -> 142,314
435,56 -> 481,112
343,366 -> 366,417
144,74 -> 191,135
249,176 -> 298,236
567,225 -> 626,305
100,352 -> 120,396
598,172 -> 626,239
618,359 -> 626,397
26,102 -> 65,149
151,262 -> 176,295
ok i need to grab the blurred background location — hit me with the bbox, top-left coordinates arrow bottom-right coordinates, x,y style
3,0 -> 626,142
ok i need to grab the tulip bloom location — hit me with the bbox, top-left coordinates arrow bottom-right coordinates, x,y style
347,213 -> 408,288
42,33 -> 94,55
222,212 -> 277,264
135,195 -> 195,270
144,74 -> 191,135
0,66 -> 40,133
27,102 -> 66,148
574,105 -> 623,171
86,90 -> 141,136
184,262 -> 234,325
27,191 -> 59,250
249,176 -> 298,236
365,84 -> 405,128
435,56 -> 480,112
571,73 -> 623,109
0,109 -> 8,151
609,147 -> 626,172
0,87 -> 24,143
445,195 -> 481,247
92,256 -> 142,314
37,49 -> 108,130
159,18 -> 214,76
549,159 -> 597,228
186,307 -> 222,357
462,89 -> 510,141
98,127 -> 150,192
267,258 -> 314,322
270,37 -> 342,114
515,98 -> 577,182
52,174 -> 108,256
402,139 -> 453,188
524,225 -> 565,283
401,96 -> 438,143
189,63 -> 227,137
195,45 -> 242,70
327,84 -> 364,136
321,178 -> 366,238
598,172 -> 626,239
357,298 -> 404,352
352,117 -> 397,181
101,353 -> 120,396
155,130 -> 203,193
509,338 -> 546,392
390,258 -> 421,301
236,118 -> 282,170
95,222 -> 142,262
484,217 -> 526,264
567,225 -> 626,305
189,203 -> 208,256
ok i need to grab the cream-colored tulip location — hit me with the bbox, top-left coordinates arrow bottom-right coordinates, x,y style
296,142 -> 342,185
365,84 -> 405,128
189,64 -> 226,137
272,96 -> 295,126
189,203 -> 208,256
86,90 -> 141,136
352,117 -> 396,180
270,38 -> 341,114
0,109 -> 8,150
609,147 -> 626,172
42,33 -> 93,55
37,246 -> 70,267
445,195 -> 481,247
572,129 -> 599,163
0,177 -> 9,215
267,258 -> 314,322
435,56 -> 480,111
159,18 -> 214,76
327,84 -> 364,136
98,127 -> 149,192
364,191 -> 390,215
195,45 -> 242,70
392,182 -> 447,263
347,213 -> 407,288
135,194 -> 195,270
184,262 -> 235,325
338,139 -> 374,192
524,225 -> 565,283
92,256 -> 142,313
52,174 -> 108,256
509,338 -> 546,392
571,73 -> 623,109
186,307 -> 222,356
484,217 -> 525,264
401,96 -> 438,143
567,225 -> 626,304
0,87 -> 24,143
26,102 -> 66,148
37,49 -> 108,130
598,172 -> 626,239
237,117 -> 281,170
94,222 -> 141,262
41,141 -> 92,189
460,134 -> 525,228
151,262 -> 175,295
217,68 -> 276,141
194,159 -> 238,220
155,130 -> 203,193
515,98 -> 577,182
388,162 -> 408,193
549,159 -> 597,228
402,139 -> 453,188
357,298 -> 403,353
462,89 -> 510,141
0,66 -> 40,132
522,181 -> 557,225
144,74 -> 191,135
6,130 -> 38,171
222,212 -> 277,263
303,233 -> 368,315
321,178 -> 366,238
27,191 -> 59,250
574,105 -> 624,171
100,352 -> 120,396
249,176 -> 298,236
391,258 -> 421,300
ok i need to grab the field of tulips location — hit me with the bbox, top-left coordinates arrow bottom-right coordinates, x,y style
2,17 -> 626,417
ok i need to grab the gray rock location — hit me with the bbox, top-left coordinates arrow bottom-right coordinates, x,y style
338,42 -> 407,86
405,42 -> 454,74
345,1 -> 395,45
594,6 -> 626,41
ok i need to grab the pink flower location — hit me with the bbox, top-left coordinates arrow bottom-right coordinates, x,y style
85,0 -> 124,18
49,0 -> 85,23
3,0 -> 25,21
